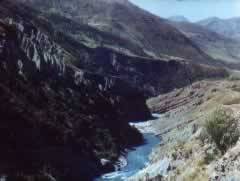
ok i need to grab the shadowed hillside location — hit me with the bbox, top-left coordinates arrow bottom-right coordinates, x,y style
15,0 -> 221,66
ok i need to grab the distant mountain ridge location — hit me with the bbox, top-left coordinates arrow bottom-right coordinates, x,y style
197,17 -> 240,41
169,16 -> 189,22
167,19 -> 240,66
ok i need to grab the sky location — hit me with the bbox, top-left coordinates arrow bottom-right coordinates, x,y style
129,0 -> 240,22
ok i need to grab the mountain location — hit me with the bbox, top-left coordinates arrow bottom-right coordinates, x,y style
0,0 -> 228,180
0,2 -> 153,180
14,0 -> 221,66
4,0 -> 226,96
0,16 -> 151,181
167,20 -> 240,66
198,17 -> 240,41
168,16 -> 189,22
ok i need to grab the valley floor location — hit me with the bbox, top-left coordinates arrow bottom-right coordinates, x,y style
129,78 -> 240,181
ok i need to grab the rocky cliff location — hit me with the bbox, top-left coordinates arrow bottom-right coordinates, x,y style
0,16 -> 151,180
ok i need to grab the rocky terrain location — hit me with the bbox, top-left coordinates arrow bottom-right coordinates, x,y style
130,75 -> 240,181
0,0 -> 233,181
0,11 -> 152,181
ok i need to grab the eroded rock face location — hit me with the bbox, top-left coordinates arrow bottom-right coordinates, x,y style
14,0 -> 219,64
69,46 -> 228,96
2,1 -> 228,97
0,17 -> 150,180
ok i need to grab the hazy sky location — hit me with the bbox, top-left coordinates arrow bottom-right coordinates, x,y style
129,0 -> 240,22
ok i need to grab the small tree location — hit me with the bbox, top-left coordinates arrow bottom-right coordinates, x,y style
204,109 -> 239,153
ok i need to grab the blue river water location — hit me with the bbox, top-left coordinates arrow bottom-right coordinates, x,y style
96,133 -> 160,181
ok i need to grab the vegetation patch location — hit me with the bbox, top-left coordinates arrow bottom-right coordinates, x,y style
183,167 -> 208,181
204,108 -> 239,153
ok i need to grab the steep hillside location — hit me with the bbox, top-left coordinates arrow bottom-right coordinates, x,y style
15,0 -> 219,65
168,20 -> 240,66
132,79 -> 240,181
1,0 -> 227,97
198,17 -> 240,41
0,12 -> 151,181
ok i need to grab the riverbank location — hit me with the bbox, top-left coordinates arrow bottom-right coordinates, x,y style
96,115 -> 161,181
130,79 -> 240,181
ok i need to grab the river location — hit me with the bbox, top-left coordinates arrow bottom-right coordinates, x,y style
96,114 -> 161,181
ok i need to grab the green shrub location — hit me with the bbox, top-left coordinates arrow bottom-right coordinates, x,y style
204,152 -> 215,164
211,88 -> 218,93
198,128 -> 209,145
204,109 -> 239,153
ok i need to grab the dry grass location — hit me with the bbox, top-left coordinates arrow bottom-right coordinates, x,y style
143,80 -> 240,181
223,97 -> 240,105
182,166 -> 209,181
190,86 -> 240,122
174,153 -> 209,181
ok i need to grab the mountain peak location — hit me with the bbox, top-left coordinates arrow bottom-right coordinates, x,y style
197,16 -> 240,41
169,16 -> 189,22
197,16 -> 222,24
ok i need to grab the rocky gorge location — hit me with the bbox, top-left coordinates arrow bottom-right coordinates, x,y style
128,77 -> 240,181
0,14 -> 151,181
0,0 -> 235,181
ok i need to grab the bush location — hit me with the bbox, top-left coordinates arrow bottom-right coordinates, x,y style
204,109 -> 239,153
198,128 -> 209,145
204,152 -> 215,164
211,88 -> 218,93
